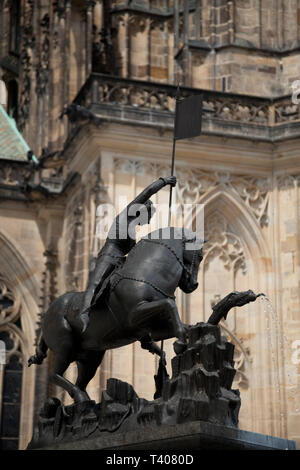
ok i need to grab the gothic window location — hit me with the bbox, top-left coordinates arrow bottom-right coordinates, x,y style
0,276 -> 23,450
9,0 -> 21,55
6,79 -> 18,121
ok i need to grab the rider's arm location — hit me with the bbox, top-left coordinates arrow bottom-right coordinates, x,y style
131,178 -> 168,205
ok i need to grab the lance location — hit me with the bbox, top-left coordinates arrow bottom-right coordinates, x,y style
158,86 -> 203,376
168,84 -> 181,226
161,85 -> 181,358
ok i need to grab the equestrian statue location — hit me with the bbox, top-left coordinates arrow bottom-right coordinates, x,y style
28,177 -> 260,405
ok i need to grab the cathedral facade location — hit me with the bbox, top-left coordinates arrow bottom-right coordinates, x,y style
0,0 -> 300,449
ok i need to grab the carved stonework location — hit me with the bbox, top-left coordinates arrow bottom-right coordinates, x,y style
129,15 -> 148,33
113,13 -> 126,28
112,158 -> 270,228
36,14 -> 50,96
203,98 -> 269,124
277,173 -> 300,190
64,192 -> 85,291
60,103 -> 101,125
96,80 -> 176,112
18,0 -> 35,130
41,249 -> 58,308
176,168 -> 270,227
114,157 -> 170,177
0,276 -> 23,366
36,249 -> 58,343
0,162 -> 33,186
53,0 -> 71,19
275,99 -> 300,123
90,173 -> 108,264
0,277 -> 21,326
204,212 -> 247,274
74,74 -> 300,131
150,18 -> 164,32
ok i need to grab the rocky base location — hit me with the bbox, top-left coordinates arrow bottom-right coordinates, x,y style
28,322 -> 242,449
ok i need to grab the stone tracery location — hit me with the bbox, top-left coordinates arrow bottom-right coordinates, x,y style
0,275 -> 25,449
112,158 -> 270,228
0,276 -> 21,328
203,212 -> 247,275
176,167 -> 270,227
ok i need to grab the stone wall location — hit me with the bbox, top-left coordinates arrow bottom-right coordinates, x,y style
2,0 -> 300,158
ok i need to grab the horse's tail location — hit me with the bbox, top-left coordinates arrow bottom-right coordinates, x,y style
28,329 -> 48,367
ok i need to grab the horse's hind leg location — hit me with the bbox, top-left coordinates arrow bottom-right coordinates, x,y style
75,350 -> 105,394
51,353 -> 90,403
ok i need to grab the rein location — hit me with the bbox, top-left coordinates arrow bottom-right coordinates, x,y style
110,271 -> 176,300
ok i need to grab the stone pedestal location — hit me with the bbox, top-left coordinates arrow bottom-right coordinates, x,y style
29,420 -> 296,450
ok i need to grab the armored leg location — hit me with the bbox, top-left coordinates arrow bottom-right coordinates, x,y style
80,258 -> 114,332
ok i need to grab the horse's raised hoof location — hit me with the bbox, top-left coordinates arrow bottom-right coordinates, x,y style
173,340 -> 187,355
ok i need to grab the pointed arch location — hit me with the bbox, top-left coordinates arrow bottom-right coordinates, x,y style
199,185 -> 271,266
0,229 -> 40,449
0,229 -> 40,346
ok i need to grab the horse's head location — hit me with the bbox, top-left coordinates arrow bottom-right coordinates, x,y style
141,227 -> 204,294
178,231 -> 204,294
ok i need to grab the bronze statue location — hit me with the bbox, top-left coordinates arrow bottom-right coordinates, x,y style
27,178 -> 266,450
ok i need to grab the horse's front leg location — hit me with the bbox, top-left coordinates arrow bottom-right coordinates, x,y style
130,298 -> 187,354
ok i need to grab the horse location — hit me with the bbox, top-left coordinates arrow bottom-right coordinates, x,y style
28,227 -> 204,403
